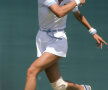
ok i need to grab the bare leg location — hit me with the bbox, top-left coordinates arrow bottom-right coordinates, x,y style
45,62 -> 84,90
24,52 -> 61,90
66,83 -> 84,90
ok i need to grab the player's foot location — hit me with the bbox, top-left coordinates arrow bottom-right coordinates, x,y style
82,85 -> 91,90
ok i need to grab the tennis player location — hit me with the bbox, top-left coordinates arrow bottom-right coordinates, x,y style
25,0 -> 108,90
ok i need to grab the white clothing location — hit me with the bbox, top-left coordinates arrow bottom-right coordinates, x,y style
38,0 -> 79,30
37,0 -> 79,57
36,29 -> 68,57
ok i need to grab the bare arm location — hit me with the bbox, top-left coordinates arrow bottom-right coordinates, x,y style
73,11 -> 108,49
49,1 -> 76,18
49,0 -> 85,18
73,11 -> 91,29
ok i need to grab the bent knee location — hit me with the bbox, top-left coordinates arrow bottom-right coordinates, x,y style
27,65 -> 41,77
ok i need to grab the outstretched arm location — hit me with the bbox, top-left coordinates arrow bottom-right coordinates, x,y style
73,11 -> 108,49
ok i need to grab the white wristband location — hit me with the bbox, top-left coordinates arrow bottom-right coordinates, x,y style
89,28 -> 97,35
74,0 -> 81,6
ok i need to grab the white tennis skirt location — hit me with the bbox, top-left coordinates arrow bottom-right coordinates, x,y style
36,29 -> 68,57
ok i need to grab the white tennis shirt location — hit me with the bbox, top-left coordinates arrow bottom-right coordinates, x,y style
38,0 -> 79,30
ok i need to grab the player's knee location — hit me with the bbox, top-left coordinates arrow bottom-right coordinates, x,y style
51,77 -> 68,90
27,65 -> 40,77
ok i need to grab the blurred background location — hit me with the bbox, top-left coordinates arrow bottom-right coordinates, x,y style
0,0 -> 108,90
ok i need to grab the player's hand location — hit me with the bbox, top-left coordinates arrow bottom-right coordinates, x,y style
80,0 -> 85,5
93,33 -> 108,49
74,0 -> 85,6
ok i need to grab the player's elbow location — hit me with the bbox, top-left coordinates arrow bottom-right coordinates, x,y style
74,12 -> 82,21
56,13 -> 64,18
55,10 -> 65,18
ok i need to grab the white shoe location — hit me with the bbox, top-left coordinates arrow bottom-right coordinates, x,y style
82,85 -> 91,90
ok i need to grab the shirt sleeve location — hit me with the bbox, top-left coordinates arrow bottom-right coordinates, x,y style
43,0 -> 57,7
72,6 -> 79,13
